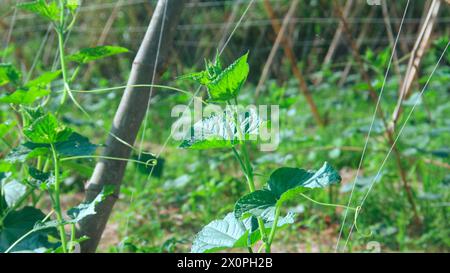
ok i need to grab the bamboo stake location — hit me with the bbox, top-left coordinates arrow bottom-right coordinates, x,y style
391,0 -> 441,128
77,0 -> 185,253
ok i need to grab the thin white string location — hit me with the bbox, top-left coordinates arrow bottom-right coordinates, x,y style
138,0 -> 169,160
334,0 -> 410,252
342,41 -> 449,251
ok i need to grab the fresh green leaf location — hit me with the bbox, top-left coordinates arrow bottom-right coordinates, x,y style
5,143 -> 49,163
0,87 -> 50,105
235,163 -> 341,219
179,52 -> 249,101
180,107 -> 260,149
28,167 -> 54,190
191,212 -> 294,253
269,162 -> 341,200
234,190 -> 277,219
206,52 -> 249,101
5,132 -> 97,163
0,207 -> 58,252
0,63 -> 21,86
191,212 -> 249,253
67,186 -> 114,223
17,0 -> 60,22
55,132 -> 98,157
67,45 -> 129,64
23,113 -> 73,144
25,70 -> 61,88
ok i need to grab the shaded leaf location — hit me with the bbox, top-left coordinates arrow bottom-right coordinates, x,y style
5,143 -> 49,163
28,167 -> 55,190
0,63 -> 21,86
0,207 -> 58,252
235,163 -> 341,219
234,190 -> 277,219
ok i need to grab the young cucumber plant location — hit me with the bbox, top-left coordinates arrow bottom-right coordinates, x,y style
178,52 -> 343,253
0,1 -> 130,253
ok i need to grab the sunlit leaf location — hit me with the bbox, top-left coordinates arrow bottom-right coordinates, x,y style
180,107 -> 260,150
67,186 -> 114,223
179,52 -> 249,101
0,87 -> 50,105
25,70 -> 61,88
23,113 -> 73,144
191,211 -> 294,253
206,52 -> 249,101
17,0 -> 60,22
67,45 -> 129,64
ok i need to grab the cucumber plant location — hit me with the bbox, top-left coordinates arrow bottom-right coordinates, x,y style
178,52 -> 343,253
0,0 -> 130,253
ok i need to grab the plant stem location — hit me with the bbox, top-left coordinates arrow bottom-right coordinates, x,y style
227,100 -> 268,249
50,144 -> 68,253
57,1 -> 70,112
265,204 -> 281,253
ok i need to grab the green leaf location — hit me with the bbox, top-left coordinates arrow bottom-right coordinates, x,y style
191,212 -> 294,253
269,162 -> 341,201
5,132 -> 97,163
180,107 -> 260,150
25,70 -> 61,88
55,132 -> 98,157
67,45 -> 129,64
66,0 -> 79,12
0,63 -> 21,86
28,167 -> 55,190
191,213 -> 249,253
0,207 -> 58,252
23,113 -> 73,144
5,143 -> 49,163
234,190 -> 277,219
67,186 -> 114,223
0,87 -> 50,105
235,163 -> 341,219
206,52 -> 249,101
17,0 -> 60,22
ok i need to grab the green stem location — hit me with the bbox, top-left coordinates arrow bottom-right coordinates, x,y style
50,144 -> 68,253
265,204 -> 281,253
56,1 -> 69,112
228,100 -> 268,249
70,223 -> 76,253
